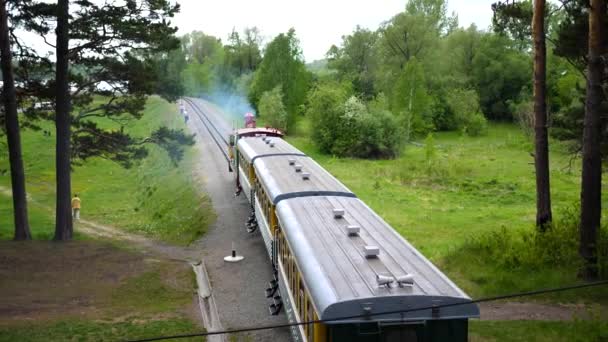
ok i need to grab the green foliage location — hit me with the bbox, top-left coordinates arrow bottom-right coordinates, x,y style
258,86 -> 288,132
326,26 -> 378,99
249,29 -> 312,132
306,82 -> 350,153
307,91 -> 402,158
392,57 -> 434,137
472,34 -> 531,120
454,205 -> 608,277
445,88 -> 487,136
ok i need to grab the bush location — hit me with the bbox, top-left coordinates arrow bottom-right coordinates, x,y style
306,83 -> 350,153
465,112 -> 488,137
258,86 -> 288,132
446,88 -> 487,136
307,90 -> 402,158
511,100 -> 534,137
458,205 -> 608,277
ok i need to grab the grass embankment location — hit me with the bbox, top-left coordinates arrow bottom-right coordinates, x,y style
287,120 -> 608,301
0,97 -> 211,340
0,241 -> 201,342
0,96 -> 214,244
470,320 -> 608,342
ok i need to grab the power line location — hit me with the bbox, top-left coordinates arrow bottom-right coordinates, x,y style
126,280 -> 608,342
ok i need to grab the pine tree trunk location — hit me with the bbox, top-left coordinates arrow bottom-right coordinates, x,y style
54,0 -> 72,241
580,0 -> 605,280
0,0 -> 31,240
533,0 -> 552,229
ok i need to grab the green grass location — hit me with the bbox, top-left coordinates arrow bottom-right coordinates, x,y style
470,319 -> 608,342
0,240 -> 201,342
0,317 -> 202,342
287,119 -> 608,301
0,96 -> 214,244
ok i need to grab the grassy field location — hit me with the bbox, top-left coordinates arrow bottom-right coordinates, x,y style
470,319 -> 608,341
287,119 -> 608,302
0,96 -> 214,244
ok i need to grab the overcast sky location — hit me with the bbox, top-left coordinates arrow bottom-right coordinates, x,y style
174,0 -> 496,62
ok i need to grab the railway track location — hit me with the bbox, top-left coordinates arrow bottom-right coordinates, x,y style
183,97 -> 232,165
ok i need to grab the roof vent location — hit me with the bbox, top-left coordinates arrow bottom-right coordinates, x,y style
288,158 -> 296,165
269,142 -> 275,148
261,136 -> 266,141
333,208 -> 344,219
301,172 -> 310,180
265,139 -> 271,145
396,274 -> 415,287
346,225 -> 360,236
294,164 -> 303,172
364,245 -> 380,258
376,274 -> 394,288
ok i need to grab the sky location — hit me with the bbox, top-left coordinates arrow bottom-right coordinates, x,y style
173,0 -> 496,62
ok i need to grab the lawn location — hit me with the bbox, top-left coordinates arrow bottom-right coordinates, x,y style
287,119 -> 608,302
0,96 -> 214,244
0,241 -> 202,342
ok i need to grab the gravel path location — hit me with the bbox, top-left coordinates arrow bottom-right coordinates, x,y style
185,98 -> 291,341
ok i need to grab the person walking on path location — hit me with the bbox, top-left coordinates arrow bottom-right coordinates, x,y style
71,194 -> 81,220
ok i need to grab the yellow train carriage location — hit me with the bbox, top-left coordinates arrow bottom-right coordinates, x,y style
235,136 -> 479,342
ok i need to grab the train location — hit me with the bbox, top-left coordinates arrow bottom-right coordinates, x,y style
228,127 -> 479,342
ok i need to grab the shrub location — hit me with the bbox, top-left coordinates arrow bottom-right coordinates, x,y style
446,88 -> 487,136
456,205 -> 608,277
306,83 -> 350,153
258,86 -> 288,132
307,91 -> 402,158
511,100 -> 534,137
465,112 -> 488,137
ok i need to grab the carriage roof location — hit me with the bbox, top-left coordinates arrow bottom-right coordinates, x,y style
238,137 -> 354,204
276,196 -> 479,323
235,127 -> 284,139
237,136 -> 303,164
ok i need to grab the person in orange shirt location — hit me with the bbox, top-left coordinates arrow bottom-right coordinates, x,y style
71,194 -> 81,220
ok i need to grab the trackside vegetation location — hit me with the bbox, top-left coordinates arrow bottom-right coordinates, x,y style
0,96 -> 214,244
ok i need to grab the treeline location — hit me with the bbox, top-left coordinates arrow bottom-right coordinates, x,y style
163,0 -> 598,160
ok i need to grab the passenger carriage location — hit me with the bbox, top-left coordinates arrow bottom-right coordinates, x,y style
229,131 -> 479,342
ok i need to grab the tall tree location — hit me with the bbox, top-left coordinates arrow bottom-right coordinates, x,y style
18,0 -> 188,240
54,0 -> 71,240
249,28 -> 311,132
327,26 -> 378,99
580,0 -> 606,280
532,0 -> 552,229
0,0 -> 31,240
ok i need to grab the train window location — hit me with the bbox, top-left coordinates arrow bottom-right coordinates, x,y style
382,325 -> 418,342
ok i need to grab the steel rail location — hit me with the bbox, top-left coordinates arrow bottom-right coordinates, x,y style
183,97 -> 232,164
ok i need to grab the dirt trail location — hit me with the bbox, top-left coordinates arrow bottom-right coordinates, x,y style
77,220 -> 200,262
0,185 -> 199,262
